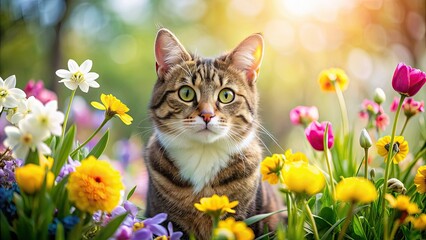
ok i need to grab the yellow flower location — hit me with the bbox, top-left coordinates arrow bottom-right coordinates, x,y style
67,156 -> 124,213
91,93 -> 133,125
260,154 -> 285,184
194,194 -> 238,217
282,162 -> 325,195
414,165 -> 426,194
376,135 -> 409,164
408,214 -> 426,230
15,163 -> 54,194
284,149 -> 309,163
39,155 -> 54,170
214,217 -> 254,240
385,194 -> 420,216
334,177 -> 377,204
318,68 -> 349,92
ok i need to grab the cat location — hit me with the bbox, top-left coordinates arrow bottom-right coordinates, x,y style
144,28 -> 284,239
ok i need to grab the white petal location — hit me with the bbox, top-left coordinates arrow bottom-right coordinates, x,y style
68,59 -> 79,73
5,126 -> 21,142
37,142 -> 51,155
4,75 -> 17,89
29,98 -> 44,115
49,124 -> 62,136
8,88 -> 26,99
79,82 -> 89,93
85,72 -> 99,81
45,100 -> 58,111
87,80 -> 100,88
3,96 -> 19,108
56,69 -> 72,79
0,77 -> 4,85
63,81 -> 79,91
80,60 -> 93,74
14,145 -> 30,159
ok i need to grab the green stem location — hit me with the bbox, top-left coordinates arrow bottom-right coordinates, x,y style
389,220 -> 400,240
70,117 -> 109,156
334,82 -> 349,138
338,202 -> 355,240
381,95 -> 405,240
324,123 -> 335,200
399,116 -> 411,136
304,199 -> 319,240
61,89 -> 77,139
364,148 -> 369,179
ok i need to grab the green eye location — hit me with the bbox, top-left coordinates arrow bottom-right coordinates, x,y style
178,86 -> 196,102
218,88 -> 235,104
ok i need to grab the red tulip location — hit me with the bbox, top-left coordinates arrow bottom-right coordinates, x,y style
305,121 -> 334,151
392,63 -> 426,97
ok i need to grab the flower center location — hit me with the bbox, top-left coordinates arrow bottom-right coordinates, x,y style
94,176 -> 102,183
38,116 -> 49,125
154,236 -> 169,240
384,142 -> 400,153
71,71 -> 85,83
133,222 -> 145,231
327,73 -> 337,82
21,133 -> 32,144
0,88 -> 8,98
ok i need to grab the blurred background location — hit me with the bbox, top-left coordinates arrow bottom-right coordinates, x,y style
1,0 -> 425,203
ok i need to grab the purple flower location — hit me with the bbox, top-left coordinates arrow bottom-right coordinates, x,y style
392,62 -> 426,97
0,157 -> 22,188
305,121 -> 334,151
132,213 -> 168,239
56,157 -> 81,182
113,225 -> 133,240
165,222 -> 183,240
110,201 -> 139,227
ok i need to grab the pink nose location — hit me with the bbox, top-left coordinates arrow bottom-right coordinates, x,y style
199,103 -> 215,123
200,111 -> 215,123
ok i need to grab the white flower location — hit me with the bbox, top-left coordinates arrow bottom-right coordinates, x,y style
6,96 -> 38,125
0,75 -> 26,112
55,59 -> 100,93
3,120 -> 51,159
26,99 -> 65,136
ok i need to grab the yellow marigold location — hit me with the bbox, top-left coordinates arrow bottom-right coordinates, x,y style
67,156 -> 124,214
408,214 -> 426,230
284,149 -> 309,163
214,217 -> 254,240
15,163 -> 54,194
194,194 -> 238,217
414,165 -> 426,194
260,154 -> 284,185
376,135 -> 409,164
91,93 -> 133,125
334,177 -> 377,204
282,162 -> 325,196
318,68 -> 349,92
385,194 -> 420,215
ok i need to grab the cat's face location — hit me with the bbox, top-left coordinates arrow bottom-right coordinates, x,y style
150,29 -> 264,146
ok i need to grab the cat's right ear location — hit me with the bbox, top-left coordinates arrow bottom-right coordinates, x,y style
155,28 -> 191,78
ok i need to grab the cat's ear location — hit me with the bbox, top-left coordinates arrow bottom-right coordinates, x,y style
155,28 -> 191,78
229,33 -> 264,84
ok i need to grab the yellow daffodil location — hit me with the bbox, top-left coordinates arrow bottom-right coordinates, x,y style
408,214 -> 426,230
194,194 -> 238,217
15,163 -> 54,194
91,93 -> 133,125
318,68 -> 349,92
214,217 -> 254,240
67,156 -> 124,213
414,165 -> 426,194
376,135 -> 409,164
284,149 -> 309,163
335,177 -> 377,204
385,194 -> 420,222
282,162 -> 325,196
260,154 -> 285,184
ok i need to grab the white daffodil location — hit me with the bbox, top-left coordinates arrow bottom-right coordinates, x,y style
0,75 -> 26,112
55,59 -> 100,93
6,96 -> 38,125
3,120 -> 51,159
25,99 -> 65,137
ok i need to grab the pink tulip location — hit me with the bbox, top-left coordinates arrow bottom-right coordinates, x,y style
390,97 -> 399,112
289,106 -> 319,126
375,113 -> 389,131
392,63 -> 426,97
402,98 -> 424,117
305,121 -> 334,151
24,80 -> 57,104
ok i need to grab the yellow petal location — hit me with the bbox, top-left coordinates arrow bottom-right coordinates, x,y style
91,101 -> 106,110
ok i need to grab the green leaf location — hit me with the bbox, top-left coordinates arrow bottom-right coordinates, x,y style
52,125 -> 76,177
244,209 -> 287,226
87,129 -> 109,158
315,207 -> 336,230
0,212 -> 12,240
352,216 -> 367,240
127,186 -> 137,200
25,149 -> 39,165
55,222 -> 65,240
93,213 -> 128,240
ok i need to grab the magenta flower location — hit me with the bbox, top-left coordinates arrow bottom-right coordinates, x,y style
305,121 -> 334,151
375,113 -> 389,131
392,63 -> 426,97
390,97 -> 399,112
402,98 -> 424,118
24,80 -> 57,104
290,106 -> 319,126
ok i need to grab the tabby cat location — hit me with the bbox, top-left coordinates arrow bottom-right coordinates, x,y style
145,28 -> 284,239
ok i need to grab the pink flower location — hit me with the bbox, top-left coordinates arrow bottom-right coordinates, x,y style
376,113 -> 389,131
392,63 -> 426,97
390,97 -> 399,112
290,106 -> 319,125
402,98 -> 424,118
305,121 -> 334,151
24,80 -> 57,104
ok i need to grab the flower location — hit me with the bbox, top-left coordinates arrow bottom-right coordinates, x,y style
260,154 -> 285,184
67,156 -> 124,213
91,94 -> 133,125
359,128 -> 372,149
375,113 -> 389,131
387,178 -> 406,194
373,88 -> 386,104
154,222 -> 184,240
390,97 -> 399,112
385,194 -> 421,222
25,99 -> 64,137
289,106 -> 319,126
305,121 -> 334,151
132,213 -> 168,239
402,98 -> 424,118
284,149 -> 309,163
0,75 -> 26,112
3,120 -> 51,159
213,217 -> 254,240
282,162 -> 325,196
194,194 -> 239,217
360,99 -> 381,117
7,96 -> 38,125
15,163 -> 54,194
56,157 -> 81,182
56,59 -> 100,93
408,214 -> 426,230
0,155 -> 22,188
334,177 -> 377,204
376,135 -> 409,164
24,80 -> 57,104
318,68 -> 349,92
391,62 -> 426,97
414,165 -> 426,194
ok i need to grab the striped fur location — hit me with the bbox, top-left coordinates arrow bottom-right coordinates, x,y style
145,28 -> 284,239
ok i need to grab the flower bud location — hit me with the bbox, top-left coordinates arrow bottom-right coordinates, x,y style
387,178 -> 407,194
374,88 -> 386,104
370,168 -> 376,179
359,128 -> 372,149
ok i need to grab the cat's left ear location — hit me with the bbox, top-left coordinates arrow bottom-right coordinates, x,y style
229,33 -> 264,84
